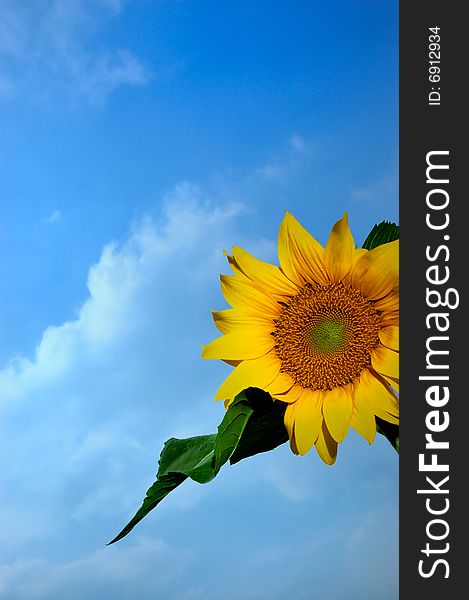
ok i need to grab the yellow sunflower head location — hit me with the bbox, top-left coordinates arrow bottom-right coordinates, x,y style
202,212 -> 399,465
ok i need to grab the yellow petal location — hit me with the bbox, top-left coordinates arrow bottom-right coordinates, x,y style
373,289 -> 399,312
379,325 -> 399,351
223,359 -> 241,367
220,275 -> 280,313
353,247 -> 368,261
292,389 -> 324,455
202,331 -> 275,360
351,381 -> 377,444
284,402 -> 299,454
231,246 -> 299,297
314,422 -> 338,465
215,352 -> 281,402
323,213 -> 356,282
284,401 -> 296,437
289,436 -> 299,454
264,371 -> 295,396
270,381 -> 304,403
356,368 -> 399,424
277,212 -> 329,286
371,345 -> 399,380
322,384 -> 353,443
383,375 -> 400,393
343,247 -> 368,286
351,240 -> 399,301
224,250 -> 246,279
380,310 -> 399,328
211,309 -> 273,335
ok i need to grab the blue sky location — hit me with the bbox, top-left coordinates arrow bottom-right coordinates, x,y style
0,1 -> 398,598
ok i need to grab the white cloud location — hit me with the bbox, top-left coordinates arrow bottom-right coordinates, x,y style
0,536 -> 188,599
0,503 -> 398,600
289,134 -> 307,154
0,182 -> 256,552
255,134 -> 312,182
0,0 -> 148,105
351,175 -> 397,204
44,210 -> 61,224
0,183 -> 245,401
255,162 -> 285,181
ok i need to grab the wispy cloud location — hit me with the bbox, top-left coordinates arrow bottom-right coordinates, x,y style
349,174 -> 399,231
0,183 -> 254,553
0,183 -> 245,401
0,0 -> 149,106
0,536 -> 188,599
0,499 -> 397,600
44,210 -> 61,224
351,175 -> 397,204
289,134 -> 308,154
255,134 -> 311,183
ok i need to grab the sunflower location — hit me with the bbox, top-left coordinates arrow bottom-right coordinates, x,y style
202,212 -> 399,464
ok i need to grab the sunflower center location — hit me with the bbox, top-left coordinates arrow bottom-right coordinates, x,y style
309,318 -> 348,353
273,282 -> 381,391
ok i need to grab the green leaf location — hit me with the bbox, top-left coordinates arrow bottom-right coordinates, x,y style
108,435 -> 217,544
362,221 -> 399,250
158,435 -> 217,484
213,391 -> 254,473
109,388 -> 291,544
230,388 -> 289,465
214,388 -> 289,469
107,472 -> 186,545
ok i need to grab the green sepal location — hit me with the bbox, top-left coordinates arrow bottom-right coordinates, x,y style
362,221 -> 399,250
376,417 -> 399,454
